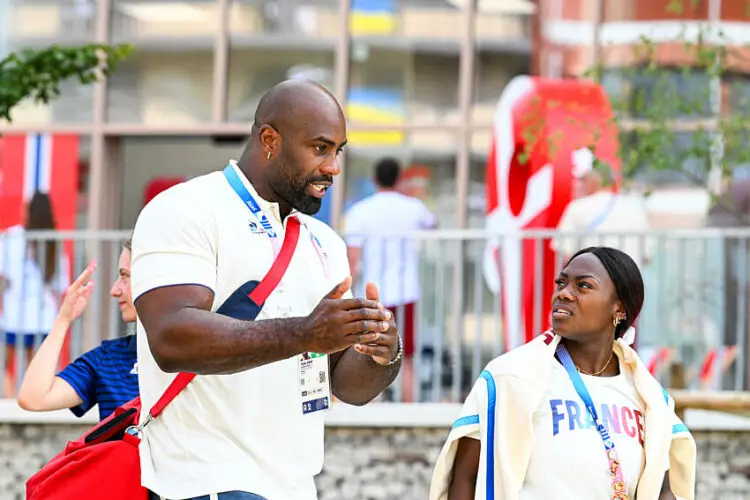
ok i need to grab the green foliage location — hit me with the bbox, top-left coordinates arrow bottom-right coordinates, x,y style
599,24 -> 746,199
598,1 -> 750,211
0,43 -> 133,122
512,0 -> 750,220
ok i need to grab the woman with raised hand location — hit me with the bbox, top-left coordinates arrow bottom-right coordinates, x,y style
17,236 -> 139,421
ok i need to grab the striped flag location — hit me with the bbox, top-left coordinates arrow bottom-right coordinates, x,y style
0,134 -> 80,230
698,346 -> 737,390
640,346 -> 672,384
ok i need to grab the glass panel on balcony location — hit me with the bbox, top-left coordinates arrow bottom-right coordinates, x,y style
1,0 -> 96,48
350,0 -> 458,43
472,52 -> 530,126
227,47 -> 335,123
601,67 -> 713,119
230,0 -> 340,44
107,49 -> 214,124
349,0 -> 532,44
475,0 -> 533,48
1,80 -> 94,126
471,1 -> 532,126
348,45 -> 460,126
111,0 -> 218,44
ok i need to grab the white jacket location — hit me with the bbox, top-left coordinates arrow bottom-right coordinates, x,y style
429,332 -> 696,500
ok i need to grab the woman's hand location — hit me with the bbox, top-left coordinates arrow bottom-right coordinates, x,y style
17,261 -> 95,412
57,261 -> 96,325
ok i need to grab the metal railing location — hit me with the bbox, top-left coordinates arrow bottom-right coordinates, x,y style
340,227 -> 750,403
1,228 -> 749,404
0,230 -> 132,398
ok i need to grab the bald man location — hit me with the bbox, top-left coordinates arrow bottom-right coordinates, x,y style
131,80 -> 402,500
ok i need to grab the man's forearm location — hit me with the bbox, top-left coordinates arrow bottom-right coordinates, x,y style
151,308 -> 308,375
330,348 -> 400,406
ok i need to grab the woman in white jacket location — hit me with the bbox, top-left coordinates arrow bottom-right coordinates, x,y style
431,246 -> 696,500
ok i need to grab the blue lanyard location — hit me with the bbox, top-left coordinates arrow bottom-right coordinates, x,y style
556,344 -> 616,450
557,344 -> 629,497
223,164 -> 278,241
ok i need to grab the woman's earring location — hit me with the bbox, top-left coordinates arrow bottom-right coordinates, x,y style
612,316 -> 619,328
267,151 -> 272,160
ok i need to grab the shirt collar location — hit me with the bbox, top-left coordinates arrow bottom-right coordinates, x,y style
228,160 -> 299,223
126,334 -> 137,353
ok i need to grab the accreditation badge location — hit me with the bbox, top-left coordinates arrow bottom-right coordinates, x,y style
298,352 -> 331,415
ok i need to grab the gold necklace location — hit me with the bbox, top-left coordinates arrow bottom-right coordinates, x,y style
576,351 -> 614,376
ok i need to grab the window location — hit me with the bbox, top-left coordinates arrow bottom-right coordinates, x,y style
622,130 -> 711,188
601,67 -> 713,119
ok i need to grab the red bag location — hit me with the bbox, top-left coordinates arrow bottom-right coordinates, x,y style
26,379 -> 191,500
27,218 -> 302,500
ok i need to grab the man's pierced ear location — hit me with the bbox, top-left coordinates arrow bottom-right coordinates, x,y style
259,125 -> 280,154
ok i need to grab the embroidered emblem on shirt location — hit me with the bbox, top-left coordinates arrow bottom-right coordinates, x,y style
130,362 -> 139,375
248,221 -> 265,234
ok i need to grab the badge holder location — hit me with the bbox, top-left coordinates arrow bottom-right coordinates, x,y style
298,352 -> 332,415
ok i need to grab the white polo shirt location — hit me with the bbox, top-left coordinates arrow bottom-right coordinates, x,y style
344,191 -> 436,306
131,161 -> 350,500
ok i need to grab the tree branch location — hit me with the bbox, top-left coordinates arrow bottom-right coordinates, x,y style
0,43 -> 133,122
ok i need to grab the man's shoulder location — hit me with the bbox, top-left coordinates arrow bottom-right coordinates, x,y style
398,192 -> 427,205
615,192 -> 646,208
567,193 -> 598,209
345,195 -> 374,216
564,192 -> 612,215
347,192 -> 424,217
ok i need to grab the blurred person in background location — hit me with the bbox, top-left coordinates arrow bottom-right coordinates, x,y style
17,235 -> 138,422
345,157 -> 437,402
553,148 -> 653,270
0,191 -> 69,396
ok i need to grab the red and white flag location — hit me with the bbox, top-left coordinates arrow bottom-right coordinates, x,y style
698,346 -> 737,390
482,77 -> 621,352
0,133 -> 80,230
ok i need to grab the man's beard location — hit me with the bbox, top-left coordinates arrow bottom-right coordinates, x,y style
274,176 -> 324,215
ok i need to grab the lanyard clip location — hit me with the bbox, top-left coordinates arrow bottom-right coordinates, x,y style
125,411 -> 154,438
